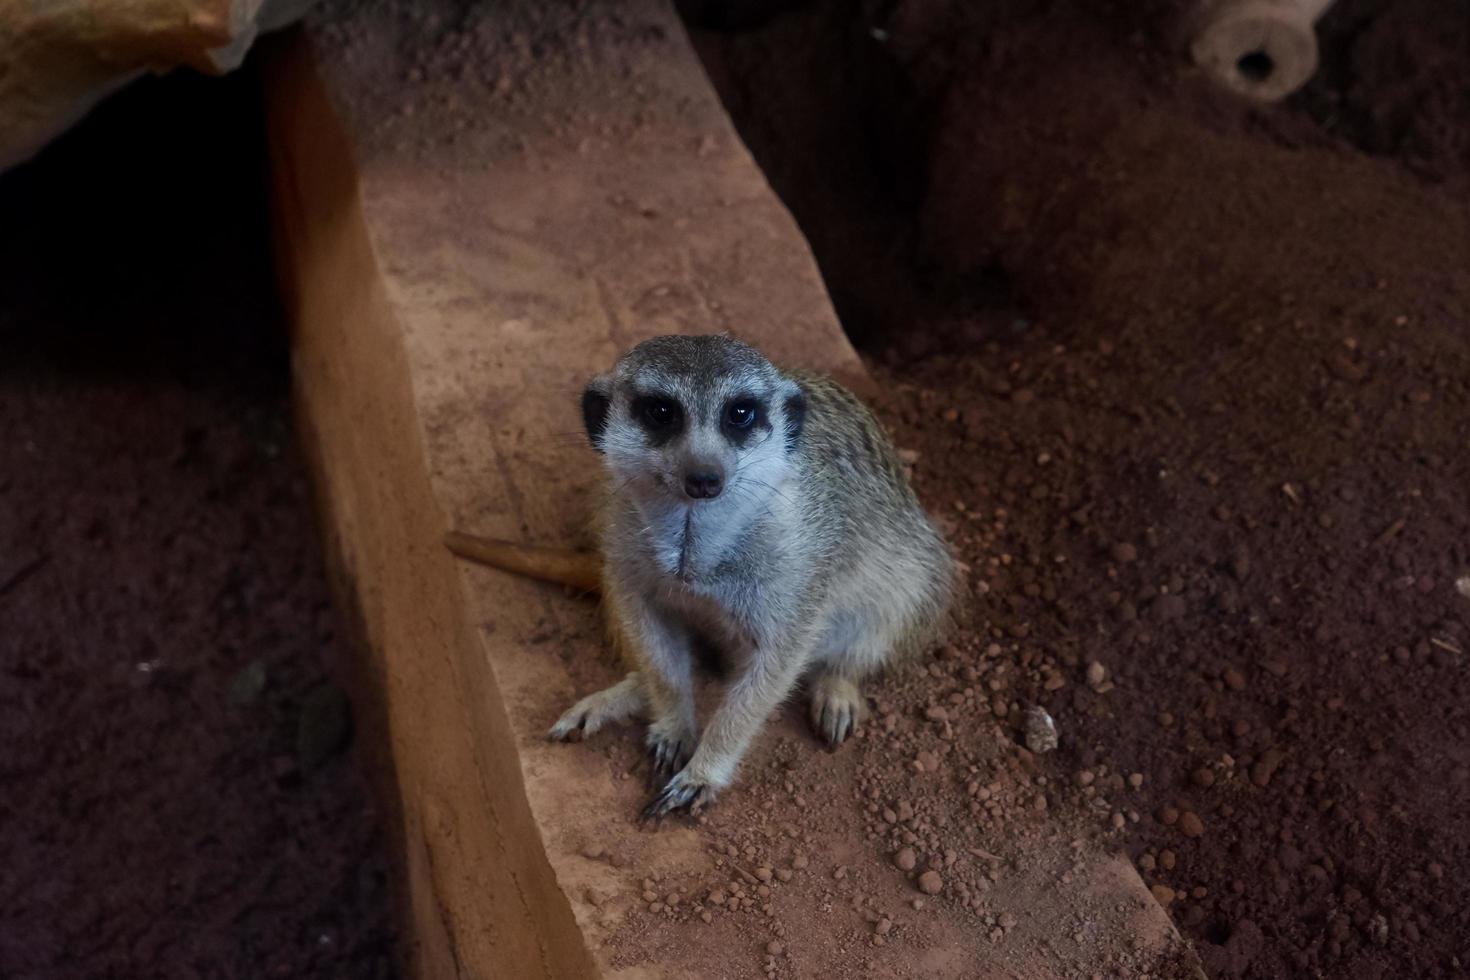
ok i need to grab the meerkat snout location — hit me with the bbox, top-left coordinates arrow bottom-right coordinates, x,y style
682,467 -> 724,499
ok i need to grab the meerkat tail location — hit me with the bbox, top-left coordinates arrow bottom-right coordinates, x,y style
443,530 -> 602,593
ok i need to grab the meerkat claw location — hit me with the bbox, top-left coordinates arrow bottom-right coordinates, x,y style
641,770 -> 713,822
646,729 -> 694,788
810,674 -> 865,747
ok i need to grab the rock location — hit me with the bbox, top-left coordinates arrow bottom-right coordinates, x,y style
917,870 -> 943,895
894,847 -> 918,872
1086,661 -> 1106,687
1110,542 -> 1138,563
296,682 -> 352,770
1251,748 -> 1286,787
1023,706 -> 1058,754
875,917 -> 893,936
1180,811 -> 1205,838
1150,884 -> 1176,906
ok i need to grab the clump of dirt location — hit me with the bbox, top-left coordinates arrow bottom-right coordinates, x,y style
0,67 -> 399,977
690,0 -> 1470,977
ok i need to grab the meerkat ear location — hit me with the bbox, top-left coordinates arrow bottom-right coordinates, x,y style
782,380 -> 807,451
582,377 -> 612,452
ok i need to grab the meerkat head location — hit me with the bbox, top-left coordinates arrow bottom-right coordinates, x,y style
581,334 -> 807,513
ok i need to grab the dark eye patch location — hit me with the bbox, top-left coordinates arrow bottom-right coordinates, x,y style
722,395 -> 770,447
631,394 -> 683,445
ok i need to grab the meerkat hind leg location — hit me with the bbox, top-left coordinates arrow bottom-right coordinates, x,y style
809,670 -> 866,746
807,609 -> 884,746
548,672 -> 646,741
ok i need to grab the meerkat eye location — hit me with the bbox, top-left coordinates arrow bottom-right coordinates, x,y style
725,401 -> 757,429
640,397 -> 680,428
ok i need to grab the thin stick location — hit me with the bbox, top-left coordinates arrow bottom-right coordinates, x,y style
1372,517 -> 1407,548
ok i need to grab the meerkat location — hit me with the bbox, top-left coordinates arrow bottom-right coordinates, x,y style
515,334 -> 955,819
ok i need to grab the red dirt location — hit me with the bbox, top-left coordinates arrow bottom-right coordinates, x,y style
691,0 -> 1470,977
0,70 -> 399,977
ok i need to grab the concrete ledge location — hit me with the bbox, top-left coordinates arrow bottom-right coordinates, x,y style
263,31 -> 599,978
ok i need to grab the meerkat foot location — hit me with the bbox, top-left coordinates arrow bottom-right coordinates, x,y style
645,718 -> 696,788
548,674 -> 645,742
641,768 -> 715,822
809,673 -> 865,746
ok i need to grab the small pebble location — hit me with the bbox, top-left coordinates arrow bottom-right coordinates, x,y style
1023,706 -> 1059,754
894,847 -> 918,871
917,870 -> 944,895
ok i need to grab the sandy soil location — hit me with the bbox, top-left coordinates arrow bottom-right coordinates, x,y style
0,69 -> 399,977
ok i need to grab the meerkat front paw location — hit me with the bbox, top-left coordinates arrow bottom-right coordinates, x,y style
548,675 -> 646,742
809,673 -> 865,746
641,768 -> 716,821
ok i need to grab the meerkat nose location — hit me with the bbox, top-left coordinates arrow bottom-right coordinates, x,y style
683,469 -> 724,500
